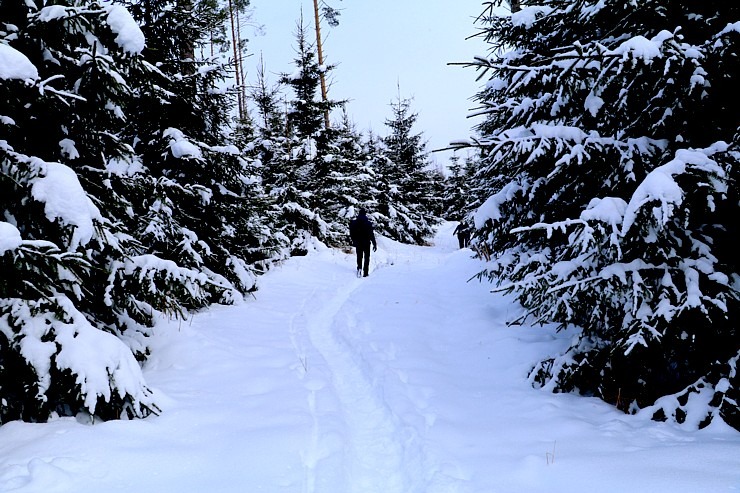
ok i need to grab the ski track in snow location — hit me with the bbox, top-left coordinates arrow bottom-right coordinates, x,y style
300,277 -> 426,493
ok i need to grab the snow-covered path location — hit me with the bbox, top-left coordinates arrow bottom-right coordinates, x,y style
302,278 -> 421,493
1,224 -> 738,492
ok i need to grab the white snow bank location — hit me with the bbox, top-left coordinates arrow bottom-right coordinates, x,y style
31,160 -> 103,250
0,43 -> 39,81
105,5 -> 146,55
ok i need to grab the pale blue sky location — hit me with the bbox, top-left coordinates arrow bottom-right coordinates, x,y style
245,0 -> 489,167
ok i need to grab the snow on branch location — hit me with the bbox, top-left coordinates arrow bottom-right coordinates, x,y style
621,144 -> 728,237
105,5 -> 146,55
164,128 -> 204,160
510,6 -> 554,27
605,31 -> 674,63
0,44 -> 39,82
30,160 -> 103,250
0,222 -> 23,255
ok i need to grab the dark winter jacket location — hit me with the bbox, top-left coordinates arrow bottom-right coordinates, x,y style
454,222 -> 470,238
349,212 -> 377,248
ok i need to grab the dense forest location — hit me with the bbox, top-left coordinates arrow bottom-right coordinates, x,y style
0,0 -> 737,431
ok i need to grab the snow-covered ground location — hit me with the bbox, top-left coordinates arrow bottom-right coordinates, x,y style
1,223 -> 738,492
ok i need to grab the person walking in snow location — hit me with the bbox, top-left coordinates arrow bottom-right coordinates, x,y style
453,221 -> 471,249
349,208 -> 377,277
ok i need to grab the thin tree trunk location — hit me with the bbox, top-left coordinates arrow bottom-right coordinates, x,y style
236,6 -> 247,119
312,0 -> 331,129
257,54 -> 270,130
180,0 -> 196,75
228,0 -> 244,119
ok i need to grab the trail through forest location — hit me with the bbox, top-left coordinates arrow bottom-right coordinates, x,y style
0,224 -> 738,493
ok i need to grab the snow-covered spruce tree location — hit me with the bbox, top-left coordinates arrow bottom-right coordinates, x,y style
442,154 -> 472,221
245,58 -> 295,258
428,166 -> 448,221
18,0 -> 241,316
454,152 -> 486,221
0,1 -> 215,421
375,94 -> 440,245
355,130 -> 392,229
318,111 -> 380,245
119,0 -> 278,293
460,151 -> 488,219
274,15 -> 344,251
466,0 -> 739,429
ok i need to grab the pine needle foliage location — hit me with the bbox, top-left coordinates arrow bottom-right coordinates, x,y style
466,0 -> 739,429
0,0 -> 278,423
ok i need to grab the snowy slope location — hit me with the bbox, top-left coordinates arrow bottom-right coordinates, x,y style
0,223 -> 738,492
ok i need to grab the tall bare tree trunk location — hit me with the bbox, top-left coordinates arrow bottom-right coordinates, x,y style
312,0 -> 331,129
180,0 -> 196,75
235,6 -> 247,119
228,0 -> 244,119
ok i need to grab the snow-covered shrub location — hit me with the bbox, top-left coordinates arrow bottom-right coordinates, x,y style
0,295 -> 159,423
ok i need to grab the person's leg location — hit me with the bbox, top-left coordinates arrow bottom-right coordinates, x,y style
363,244 -> 371,276
458,235 -> 464,249
356,248 -> 362,270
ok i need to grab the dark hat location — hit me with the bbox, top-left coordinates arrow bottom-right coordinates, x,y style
358,208 -> 367,216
